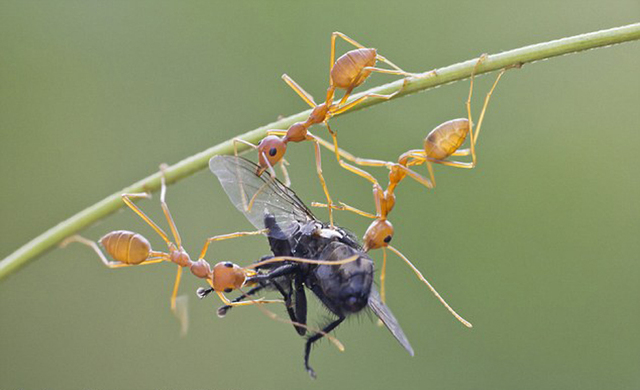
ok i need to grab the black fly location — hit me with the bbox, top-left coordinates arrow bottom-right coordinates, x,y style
207,155 -> 413,378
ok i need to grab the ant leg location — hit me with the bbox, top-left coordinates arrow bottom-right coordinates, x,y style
215,291 -> 282,306
319,123 -> 395,171
311,201 -> 377,219
158,164 -> 182,248
267,129 -> 287,137
198,229 -> 269,260
121,193 -> 172,247
60,235 -> 166,267
243,152 -> 278,212
452,148 -> 471,156
338,160 -> 386,218
362,66 -> 414,78
309,137 -> 335,227
329,31 -> 367,76
313,133 -> 400,173
279,159 -> 291,187
397,164 -> 434,189
387,245 -> 472,328
323,122 -> 342,163
169,268 -> 193,336
466,54 -> 492,165
353,158 -> 391,167
426,161 -> 436,187
427,158 -> 474,169
332,79 -> 409,115
250,254 -> 360,269
170,266 -> 183,311
470,68 -> 507,163
403,154 -> 437,188
216,284 -> 267,317
374,56 -> 418,76
311,131 -> 359,163
231,138 -> 264,211
173,294 -> 189,337
281,74 -> 317,108
332,31 -> 367,51
233,138 -> 258,157
339,160 -> 380,186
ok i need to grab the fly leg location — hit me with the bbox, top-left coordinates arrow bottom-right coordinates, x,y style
292,273 -> 308,336
304,315 -> 345,379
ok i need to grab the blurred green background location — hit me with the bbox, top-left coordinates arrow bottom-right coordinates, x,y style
1,1 -> 639,389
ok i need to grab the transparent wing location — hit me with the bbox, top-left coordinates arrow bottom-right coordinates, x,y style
368,287 -> 414,356
209,155 -> 316,239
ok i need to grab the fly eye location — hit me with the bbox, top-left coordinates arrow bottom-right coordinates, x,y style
224,262 -> 233,268
269,147 -> 278,156
383,235 -> 392,243
224,288 -> 232,293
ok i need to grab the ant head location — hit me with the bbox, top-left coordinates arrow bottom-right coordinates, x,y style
212,261 -> 247,293
258,135 -> 287,169
283,122 -> 307,143
363,219 -> 394,251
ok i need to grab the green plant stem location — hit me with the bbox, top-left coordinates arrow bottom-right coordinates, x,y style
1,23 -> 639,281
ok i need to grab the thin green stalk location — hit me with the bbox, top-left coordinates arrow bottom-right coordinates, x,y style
1,23 -> 639,281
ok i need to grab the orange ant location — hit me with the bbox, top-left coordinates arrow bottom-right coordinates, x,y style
234,32 -> 425,226
61,165 -> 360,333
336,55 -> 508,189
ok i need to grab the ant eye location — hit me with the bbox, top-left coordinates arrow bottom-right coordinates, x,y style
269,147 -> 278,156
224,288 -> 232,293
224,262 -> 233,268
383,235 -> 392,243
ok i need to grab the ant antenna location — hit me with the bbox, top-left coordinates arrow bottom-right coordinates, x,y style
387,245 -> 473,328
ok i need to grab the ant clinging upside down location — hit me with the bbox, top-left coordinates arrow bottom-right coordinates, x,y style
234,32 -> 432,226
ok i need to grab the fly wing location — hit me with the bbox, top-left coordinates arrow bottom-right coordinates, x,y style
368,287 -> 414,356
209,155 -> 316,239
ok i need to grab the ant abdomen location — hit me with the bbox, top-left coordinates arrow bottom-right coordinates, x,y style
424,118 -> 470,160
331,48 -> 377,89
99,230 -> 151,265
